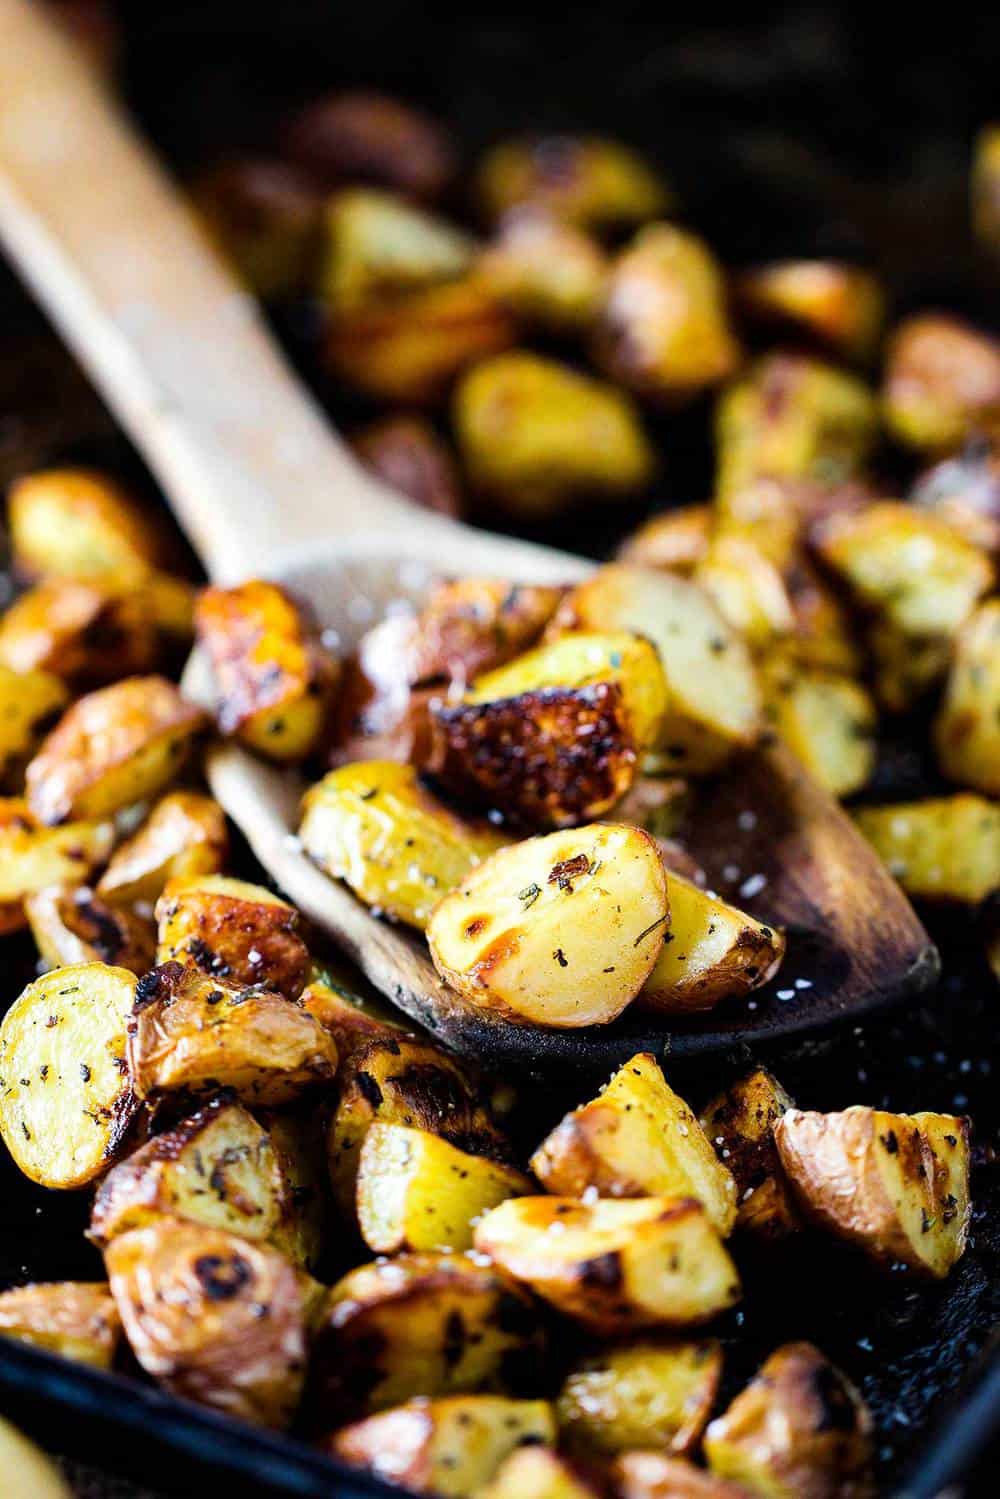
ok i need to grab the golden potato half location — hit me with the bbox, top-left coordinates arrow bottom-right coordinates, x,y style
557,1339 -> 722,1458
155,873 -> 310,998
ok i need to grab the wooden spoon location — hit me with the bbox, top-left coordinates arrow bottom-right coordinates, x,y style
0,0 -> 938,1070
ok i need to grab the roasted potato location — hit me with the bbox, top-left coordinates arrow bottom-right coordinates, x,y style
352,415 -> 463,518
475,135 -> 668,231
698,1068 -> 800,1241
299,760 -> 507,929
617,506 -> 713,574
319,188 -> 474,311
404,577 -> 564,688
557,1339 -> 722,1458
25,676 -> 205,826
882,314 -> 1000,454
427,823 -> 669,1027
327,616 -> 439,767
7,467 -> 167,583
480,1446 -> 602,1499
704,1342 -> 873,1499
614,1451 -> 751,1499
593,225 -> 740,403
127,961 -> 338,1107
934,598 -> 1000,795
356,1122 -> 533,1254
191,157 -> 322,299
0,962 -> 139,1189
454,352 -> 654,517
735,260 -> 884,363
25,886 -> 156,975
910,439 -> 1000,554
759,657 -> 876,799
853,795 -> 1000,905
311,1252 -> 542,1417
330,1394 -> 557,1497
105,1216 -> 313,1428
0,799 -> 114,924
531,1053 -> 737,1235
0,1416 -> 74,1499
474,1196 -> 740,1334
641,872 -> 785,1015
695,536 -> 794,653
284,90 -> 456,203
774,1106 -> 971,1278
297,967 -> 407,1057
0,577 -> 155,684
782,555 -> 863,676
97,791 -> 228,906
479,208 -> 607,332
0,1281 -> 120,1370
0,664 -> 68,785
155,873 -> 310,998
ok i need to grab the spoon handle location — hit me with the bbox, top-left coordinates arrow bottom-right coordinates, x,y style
0,0 -> 424,582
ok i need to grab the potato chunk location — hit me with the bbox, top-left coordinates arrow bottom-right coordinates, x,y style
311,1253 -> 542,1417
735,260 -> 884,363
614,1452 -> 751,1499
774,1106 -> 971,1278
356,1122 -> 533,1254
319,188 -> 473,311
0,962 -> 139,1189
531,1054 -> 737,1235
910,439 -> 1000,555
480,1447 -> 602,1499
882,314 -> 1000,453
155,873 -> 310,998
704,1343 -> 873,1498
475,134 -> 668,231
474,1196 -> 740,1333
7,468 -> 166,583
0,577 -> 155,685
934,599 -> 1000,795
853,795 -> 1000,905
97,791 -> 228,905
0,799 -> 114,924
0,1282 -> 120,1369
195,580 -> 339,762
759,657 -> 876,799
330,1394 -> 557,1497
0,1415 -> 74,1499
698,1068 -> 800,1241
297,965 -> 406,1056
300,761 -> 506,929
557,1339 -> 722,1458
428,823 -> 669,1028
127,962 -> 338,1107
25,887 -> 156,976
352,416 -> 463,518
26,676 -> 205,825
0,665 -> 68,784
405,578 -> 564,688
105,1216 -> 312,1428
480,208 -> 607,332
618,506 -> 713,574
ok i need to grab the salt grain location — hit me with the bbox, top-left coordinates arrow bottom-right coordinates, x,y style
739,873 -> 767,899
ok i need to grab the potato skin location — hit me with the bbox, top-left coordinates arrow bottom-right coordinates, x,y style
557,1339 -> 722,1458
297,970 -> 407,1058
406,578 -> 564,688
0,577 -> 156,685
155,873 -> 310,998
698,1068 -> 800,1240
97,791 -> 228,906
934,599 -> 1000,795
25,886 -> 156,976
0,1281 -> 120,1369
614,1452 -> 752,1499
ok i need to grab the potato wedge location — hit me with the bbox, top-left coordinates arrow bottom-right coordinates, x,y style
105,1216 -> 312,1428
474,1196 -> 740,1333
319,188 -> 473,311
297,967 -> 407,1057
853,795 -> 1000,905
352,416 -> 463,519
0,799 -> 114,922
704,1342 -> 873,1499
479,1446 -> 602,1499
614,1452 -> 751,1499
428,823 -> 669,1028
7,467 -> 167,583
356,1122 -> 533,1254
698,1068 -> 800,1241
640,872 -> 785,1015
618,506 -> 713,575
0,1416 -> 74,1499
530,1053 -> 737,1235
0,577 -> 156,685
299,761 -> 506,929
0,1281 -> 120,1369
0,665 -> 68,785
475,134 -> 668,230
127,962 -> 338,1107
0,962 -> 139,1189
26,676 -> 205,825
25,886 -> 156,975
479,208 -> 607,332
759,657 -> 876,799
774,1106 -> 971,1278
96,791 -> 228,906
311,1252 -> 542,1417
330,1394 -> 557,1497
557,1339 -> 722,1458
934,599 -> 1000,795
155,873 -> 310,998
882,314 -> 1000,454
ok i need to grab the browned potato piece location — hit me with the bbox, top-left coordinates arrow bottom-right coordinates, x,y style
0,1415 -> 75,1498
284,91 -> 456,203
97,791 -> 228,906
531,1054 -> 737,1235
195,580 -> 338,762
782,555 -> 863,676
479,208 -> 608,332
25,676 -> 205,826
882,314 -> 1000,454
327,617 -> 439,767
297,968 -> 407,1058
934,599 -> 1000,794
479,1447 -> 602,1499
352,416 -> 463,518
704,1343 -> 873,1498
25,886 -> 156,976
0,1282 -> 120,1370
853,795 -> 1000,905
0,799 -> 114,928
617,506 -> 713,574
593,225 -> 740,403
759,657 -> 876,799
105,1216 -> 313,1428
698,1069 -> 800,1241
155,873 -> 310,998
0,665 -> 68,785
0,962 -> 140,1189
311,1253 -> 542,1417
454,352 -> 654,517
475,135 -> 668,231
614,1451 -> 752,1499
428,823 -> 669,1028
190,157 -> 322,299
0,577 -> 156,684
356,1122 -> 533,1254
910,439 -> 1000,554
7,468 -> 168,583
735,261 -> 884,363
774,1106 -> 971,1278
143,570 -> 198,644
127,962 -> 338,1107
330,1394 -> 557,1496
406,578 -> 564,687
475,1196 -> 740,1334
319,189 -> 473,312
973,125 -> 1000,256
557,1339 -> 722,1458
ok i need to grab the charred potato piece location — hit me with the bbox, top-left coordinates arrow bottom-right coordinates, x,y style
704,1342 -> 873,1498
356,1122 -> 533,1254
297,968 -> 407,1057
0,665 -> 68,785
0,577 -> 156,684
454,352 -> 654,516
97,791 -> 228,906
7,467 -> 168,583
614,1452 -> 752,1499
330,1394 -> 557,1497
475,135 -> 668,231
698,1068 -> 800,1241
0,798 -> 114,923
311,1252 -> 542,1417
352,416 -> 463,518
774,1106 -> 971,1278
909,439 -> 1000,554
480,1447 -> 602,1499
531,1053 -> 737,1235
299,760 -> 506,929
593,225 -> 740,403
479,208 -> 607,332
406,577 -> 563,687
190,157 -> 322,299
735,261 -> 884,363
127,962 -> 338,1107
882,314 -> 1000,454
973,125 -> 1000,256
934,599 -> 1000,794
195,580 -> 338,762
0,1416 -> 74,1499
105,1216 -> 313,1428
155,873 -> 310,998
557,1339 -> 722,1459
475,1196 -> 740,1334
0,1281 -> 120,1370
759,657 -> 876,799
319,188 -> 473,312
428,823 -> 669,1028
0,962 -> 139,1189
853,795 -> 1000,905
26,886 -> 156,975
617,506 -> 713,574
640,872 -> 785,1015
284,90 -> 456,203
26,676 -> 205,826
